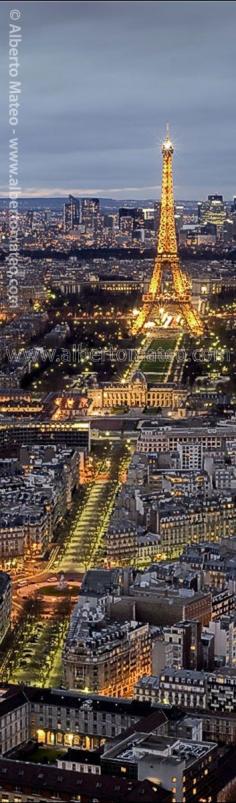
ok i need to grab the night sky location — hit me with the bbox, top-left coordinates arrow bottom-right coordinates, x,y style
1,0 -> 236,199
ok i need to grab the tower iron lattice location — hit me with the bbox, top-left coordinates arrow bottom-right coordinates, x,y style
132,126 -> 204,335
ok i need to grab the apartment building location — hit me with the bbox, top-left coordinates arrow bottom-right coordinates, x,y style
0,419 -> 90,451
105,521 -> 161,566
155,495 -> 236,558
109,483 -> 236,563
0,760 -> 165,803
207,669 -> 236,713
102,729 -> 217,803
163,620 -> 202,670
135,670 -> 208,710
136,668 -> 236,715
208,615 -> 236,667
62,604 -> 151,697
0,684 -> 161,753
0,572 -> 12,644
0,687 -> 30,754
110,585 -> 212,628
137,423 -> 236,455
0,446 -> 83,563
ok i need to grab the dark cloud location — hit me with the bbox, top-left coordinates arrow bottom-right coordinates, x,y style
1,1 -> 236,198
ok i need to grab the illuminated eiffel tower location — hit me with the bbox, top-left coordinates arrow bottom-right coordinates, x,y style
132,126 -> 204,336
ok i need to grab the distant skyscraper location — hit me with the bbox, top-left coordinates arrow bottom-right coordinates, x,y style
198,194 -> 226,227
81,198 -> 100,232
119,207 -> 144,230
26,211 -> 33,230
119,207 -> 145,242
119,215 -> 134,240
142,207 -> 155,221
63,195 -> 80,232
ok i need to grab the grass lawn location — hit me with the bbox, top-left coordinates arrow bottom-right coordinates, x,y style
26,746 -> 65,764
140,337 -> 177,378
144,372 -> 166,383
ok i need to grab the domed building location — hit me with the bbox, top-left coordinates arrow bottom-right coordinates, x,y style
132,370 -> 147,387
86,373 -> 98,388
88,370 -> 188,412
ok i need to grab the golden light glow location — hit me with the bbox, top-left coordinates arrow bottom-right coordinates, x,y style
132,127 -> 204,337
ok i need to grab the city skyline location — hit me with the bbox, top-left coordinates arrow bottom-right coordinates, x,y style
1,2 -> 236,798
1,0 -> 236,199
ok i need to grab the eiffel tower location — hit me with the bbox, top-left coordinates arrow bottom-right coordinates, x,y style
132,126 -> 204,336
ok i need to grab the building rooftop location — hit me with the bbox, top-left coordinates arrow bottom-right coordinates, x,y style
103,731 -> 216,772
0,686 -> 29,717
64,607 -> 148,656
136,670 -> 207,688
80,568 -> 124,597
16,684 -> 155,718
0,759 -> 170,803
139,420 -> 236,434
58,746 -> 102,765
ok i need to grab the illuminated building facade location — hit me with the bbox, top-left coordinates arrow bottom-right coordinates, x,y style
137,423 -> 236,455
81,197 -> 100,232
63,194 -> 80,232
198,194 -> 226,228
119,207 -> 144,241
102,729 -> 216,803
133,127 -> 203,336
88,373 -> 187,411
135,670 -> 208,710
0,572 -> 11,644
136,668 -> 236,716
0,685 -> 154,755
63,604 -> 151,697
29,689 -> 152,751
0,390 -> 43,418
163,620 -> 202,671
58,277 -> 143,295
0,510 -> 49,563
0,446 -> 84,563
155,496 -> 236,559
105,522 -> 160,567
0,419 -> 90,451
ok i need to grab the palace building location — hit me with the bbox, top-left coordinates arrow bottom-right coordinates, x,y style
88,371 -> 187,411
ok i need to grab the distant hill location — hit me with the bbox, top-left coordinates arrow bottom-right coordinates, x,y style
0,197 -> 198,212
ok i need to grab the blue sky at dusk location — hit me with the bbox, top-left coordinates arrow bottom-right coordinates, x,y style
1,0 -> 236,199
